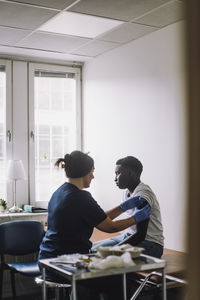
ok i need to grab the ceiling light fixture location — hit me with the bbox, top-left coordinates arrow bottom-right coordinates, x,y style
39,11 -> 123,38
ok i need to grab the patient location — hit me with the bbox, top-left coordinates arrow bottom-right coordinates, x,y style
92,156 -> 164,258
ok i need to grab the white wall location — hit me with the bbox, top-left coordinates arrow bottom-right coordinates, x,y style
82,21 -> 187,251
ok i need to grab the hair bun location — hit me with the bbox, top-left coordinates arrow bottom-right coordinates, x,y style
55,158 -> 65,168
64,154 -> 71,162
56,151 -> 94,178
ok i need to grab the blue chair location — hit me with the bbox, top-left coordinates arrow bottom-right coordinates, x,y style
0,220 -> 44,299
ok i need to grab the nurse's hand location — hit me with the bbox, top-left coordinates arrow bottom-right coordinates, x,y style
132,204 -> 151,223
120,196 -> 145,211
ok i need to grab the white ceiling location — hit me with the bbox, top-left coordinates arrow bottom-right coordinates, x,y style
0,0 -> 185,63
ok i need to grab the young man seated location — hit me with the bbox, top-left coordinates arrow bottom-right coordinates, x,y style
92,156 -> 164,258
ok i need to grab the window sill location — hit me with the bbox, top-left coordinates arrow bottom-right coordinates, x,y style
0,211 -> 47,217
0,211 -> 47,224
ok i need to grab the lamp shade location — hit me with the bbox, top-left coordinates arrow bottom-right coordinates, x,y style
7,160 -> 26,180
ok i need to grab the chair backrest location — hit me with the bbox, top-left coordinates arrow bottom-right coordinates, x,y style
0,220 -> 44,255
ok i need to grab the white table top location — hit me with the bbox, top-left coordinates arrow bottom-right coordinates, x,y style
40,253 -> 166,281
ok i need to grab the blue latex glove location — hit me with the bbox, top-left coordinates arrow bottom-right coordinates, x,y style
120,196 -> 146,212
132,203 -> 151,223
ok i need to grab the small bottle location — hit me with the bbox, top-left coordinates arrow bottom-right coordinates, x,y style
23,204 -> 33,213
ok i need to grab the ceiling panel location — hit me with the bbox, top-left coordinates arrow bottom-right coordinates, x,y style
6,0 -> 77,10
70,40 -> 119,57
68,0 -> 168,21
0,0 -> 186,62
0,2 -> 58,30
135,1 -> 185,28
0,26 -> 31,46
98,23 -> 157,44
17,32 -> 91,52
39,11 -> 123,38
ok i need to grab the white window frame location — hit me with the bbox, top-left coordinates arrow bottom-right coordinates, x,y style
28,63 -> 82,207
0,59 -> 12,204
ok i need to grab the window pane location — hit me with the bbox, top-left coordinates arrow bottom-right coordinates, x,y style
37,137 -> 50,166
51,79 -> 63,110
0,69 -> 6,199
35,78 -> 50,110
0,138 -> 4,157
52,137 -> 63,158
52,125 -> 62,135
34,72 -> 77,202
39,124 -> 50,135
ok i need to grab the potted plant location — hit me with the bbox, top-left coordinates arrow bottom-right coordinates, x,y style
0,199 -> 7,213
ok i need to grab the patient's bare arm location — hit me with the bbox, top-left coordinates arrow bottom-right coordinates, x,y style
118,218 -> 149,246
118,199 -> 150,246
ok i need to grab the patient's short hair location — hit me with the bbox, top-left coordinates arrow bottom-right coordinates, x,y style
116,156 -> 143,177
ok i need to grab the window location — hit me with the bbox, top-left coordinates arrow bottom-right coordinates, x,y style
29,64 -> 81,206
0,67 -> 6,199
0,61 -> 12,202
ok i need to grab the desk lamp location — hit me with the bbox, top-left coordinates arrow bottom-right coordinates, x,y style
7,160 -> 26,213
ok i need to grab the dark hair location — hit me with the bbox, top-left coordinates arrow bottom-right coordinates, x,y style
116,156 -> 143,177
55,151 -> 94,178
